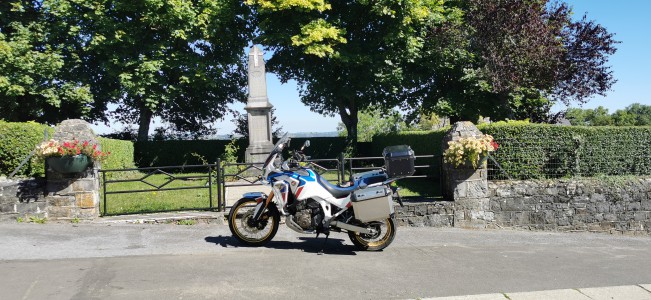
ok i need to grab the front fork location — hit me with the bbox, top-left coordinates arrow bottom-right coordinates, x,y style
252,191 -> 275,222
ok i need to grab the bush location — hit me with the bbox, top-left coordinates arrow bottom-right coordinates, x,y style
0,121 -> 53,177
479,122 -> 651,179
99,137 -> 136,170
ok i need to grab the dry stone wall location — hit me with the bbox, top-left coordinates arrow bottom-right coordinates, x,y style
489,178 -> 651,235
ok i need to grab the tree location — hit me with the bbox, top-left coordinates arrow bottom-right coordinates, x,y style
566,103 -> 651,127
49,0 -> 254,141
0,1 -> 93,124
336,108 -> 406,142
247,0 -> 460,151
412,0 -> 618,122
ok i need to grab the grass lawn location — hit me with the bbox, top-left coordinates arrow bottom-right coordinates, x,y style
101,172 -> 219,215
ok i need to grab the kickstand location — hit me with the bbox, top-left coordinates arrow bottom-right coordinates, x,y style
317,233 -> 330,255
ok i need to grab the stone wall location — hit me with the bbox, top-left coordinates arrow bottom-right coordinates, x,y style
0,177 -> 47,221
490,178 -> 651,235
394,201 -> 454,227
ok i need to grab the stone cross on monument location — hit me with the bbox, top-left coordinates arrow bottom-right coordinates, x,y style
245,45 -> 274,163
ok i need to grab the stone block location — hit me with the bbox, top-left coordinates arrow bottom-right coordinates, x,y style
407,216 -> 425,227
48,206 -> 76,219
0,203 -> 16,213
530,212 -> 545,224
489,200 -> 501,211
47,195 -> 75,207
453,181 -> 467,198
634,212 -> 649,221
47,180 -> 73,196
75,192 -> 97,208
603,213 -> 617,221
590,193 -> 606,203
466,180 -> 488,198
513,212 -> 530,225
79,207 -> 98,219
502,198 -> 524,211
641,200 -> 651,210
72,179 -> 97,192
414,204 -> 427,216
16,202 -> 47,214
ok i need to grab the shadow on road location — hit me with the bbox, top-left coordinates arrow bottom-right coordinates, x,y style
204,235 -> 358,255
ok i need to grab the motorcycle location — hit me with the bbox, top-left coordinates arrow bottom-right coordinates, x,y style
228,133 -> 415,252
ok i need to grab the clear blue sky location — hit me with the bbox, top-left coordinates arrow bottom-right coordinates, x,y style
92,0 -> 651,135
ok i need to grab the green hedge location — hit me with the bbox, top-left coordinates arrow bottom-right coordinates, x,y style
99,137 -> 136,170
479,122 -> 651,179
290,137 -> 355,158
134,139 -> 245,167
371,130 -> 448,156
0,121 -> 53,177
133,137 -> 357,167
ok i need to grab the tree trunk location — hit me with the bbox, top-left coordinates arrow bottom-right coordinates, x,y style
137,106 -> 153,142
338,103 -> 358,155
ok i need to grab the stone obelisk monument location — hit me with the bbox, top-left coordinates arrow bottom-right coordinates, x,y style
245,45 -> 274,163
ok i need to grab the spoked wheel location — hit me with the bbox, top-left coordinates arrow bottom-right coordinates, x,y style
228,198 -> 279,246
348,217 -> 396,251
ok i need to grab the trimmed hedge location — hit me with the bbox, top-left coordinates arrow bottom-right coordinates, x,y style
99,137 -> 136,170
0,121 -> 53,177
133,137 -> 359,167
479,122 -> 651,179
290,137 -> 359,158
371,130 -> 448,156
134,139 -> 247,167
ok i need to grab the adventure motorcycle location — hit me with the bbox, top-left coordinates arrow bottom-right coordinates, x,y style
228,133 -> 415,251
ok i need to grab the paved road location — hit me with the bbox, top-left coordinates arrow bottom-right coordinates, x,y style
1,223 -> 651,299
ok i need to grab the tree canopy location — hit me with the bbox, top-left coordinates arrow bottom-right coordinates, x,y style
406,0 -> 618,123
1,0 -> 254,141
565,104 -> 651,126
0,1 -> 93,124
248,0 -> 462,150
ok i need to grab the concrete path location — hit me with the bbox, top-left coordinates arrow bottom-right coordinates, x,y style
1,221 -> 651,299
427,284 -> 651,299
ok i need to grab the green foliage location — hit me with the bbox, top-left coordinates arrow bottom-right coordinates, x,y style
28,215 -> 46,224
98,137 -> 135,170
0,121 -> 53,177
0,2 -> 93,124
565,103 -> 651,127
371,130 -> 448,157
479,123 -> 651,179
251,0 -> 460,146
134,139 -> 247,168
337,108 -> 407,142
290,137 -> 352,158
176,219 -> 197,226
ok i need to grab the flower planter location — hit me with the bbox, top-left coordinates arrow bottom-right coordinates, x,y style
47,155 -> 91,174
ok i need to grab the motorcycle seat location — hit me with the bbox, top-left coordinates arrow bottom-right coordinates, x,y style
315,173 -> 358,198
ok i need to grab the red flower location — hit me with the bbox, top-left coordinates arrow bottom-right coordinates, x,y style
491,140 -> 499,151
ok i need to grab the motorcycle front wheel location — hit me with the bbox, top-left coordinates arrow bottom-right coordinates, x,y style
228,198 -> 280,247
348,217 -> 396,251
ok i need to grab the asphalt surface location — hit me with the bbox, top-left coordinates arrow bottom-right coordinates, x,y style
1,222 -> 651,299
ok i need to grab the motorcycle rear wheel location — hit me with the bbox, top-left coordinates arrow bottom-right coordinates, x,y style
348,217 -> 396,251
228,198 -> 279,247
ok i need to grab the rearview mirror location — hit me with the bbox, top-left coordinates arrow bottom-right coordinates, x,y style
302,140 -> 310,150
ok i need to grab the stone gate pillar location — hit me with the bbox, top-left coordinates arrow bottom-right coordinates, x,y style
45,119 -> 101,220
442,122 -> 493,228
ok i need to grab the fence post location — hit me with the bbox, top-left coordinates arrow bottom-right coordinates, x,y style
216,158 -> 222,211
442,121 -> 493,229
